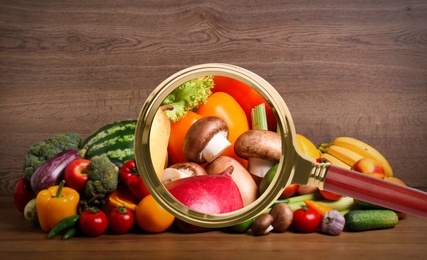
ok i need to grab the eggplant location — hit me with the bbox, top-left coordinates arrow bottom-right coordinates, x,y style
30,149 -> 81,193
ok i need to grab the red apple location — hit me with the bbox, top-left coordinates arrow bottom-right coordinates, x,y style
351,158 -> 385,179
164,167 -> 244,233
164,168 -> 244,214
64,158 -> 90,192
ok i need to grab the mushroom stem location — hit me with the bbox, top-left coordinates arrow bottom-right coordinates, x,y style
264,225 -> 274,234
161,168 -> 189,183
202,131 -> 231,163
248,158 -> 276,178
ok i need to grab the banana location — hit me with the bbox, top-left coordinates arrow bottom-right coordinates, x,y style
319,145 -> 364,167
320,152 -> 351,169
332,137 -> 393,177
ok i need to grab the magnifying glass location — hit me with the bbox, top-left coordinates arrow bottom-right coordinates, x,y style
134,63 -> 427,229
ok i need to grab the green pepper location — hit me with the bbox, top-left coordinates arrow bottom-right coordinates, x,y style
47,214 -> 80,239
62,226 -> 78,240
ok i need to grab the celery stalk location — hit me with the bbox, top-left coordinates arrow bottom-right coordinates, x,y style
251,103 -> 268,130
271,193 -> 357,212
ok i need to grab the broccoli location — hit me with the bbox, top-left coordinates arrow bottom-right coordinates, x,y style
84,155 -> 119,200
23,132 -> 82,181
161,76 -> 214,122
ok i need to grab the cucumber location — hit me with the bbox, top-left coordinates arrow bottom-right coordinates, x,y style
345,210 -> 398,231
82,120 -> 137,164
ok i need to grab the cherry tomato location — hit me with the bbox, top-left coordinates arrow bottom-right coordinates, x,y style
108,206 -> 135,234
319,190 -> 343,201
79,208 -> 108,237
292,206 -> 321,233
279,184 -> 300,199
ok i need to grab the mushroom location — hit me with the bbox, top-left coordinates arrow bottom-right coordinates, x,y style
234,129 -> 282,179
269,203 -> 293,233
183,116 -> 231,164
250,213 -> 274,236
161,162 -> 207,184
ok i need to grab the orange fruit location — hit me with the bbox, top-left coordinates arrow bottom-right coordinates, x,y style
135,194 -> 175,233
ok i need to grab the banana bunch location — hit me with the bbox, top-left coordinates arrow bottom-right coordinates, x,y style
318,137 -> 394,177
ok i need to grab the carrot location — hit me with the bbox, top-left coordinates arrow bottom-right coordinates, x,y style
303,199 -> 333,216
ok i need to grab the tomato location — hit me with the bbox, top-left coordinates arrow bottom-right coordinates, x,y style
168,111 -> 202,164
197,92 -> 249,167
79,208 -> 108,237
212,76 -> 277,131
292,206 -> 321,233
135,194 -> 175,233
108,206 -> 135,234
319,190 -> 343,201
279,184 -> 300,199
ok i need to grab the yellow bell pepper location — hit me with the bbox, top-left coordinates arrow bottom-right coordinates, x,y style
102,185 -> 139,214
36,180 -> 80,232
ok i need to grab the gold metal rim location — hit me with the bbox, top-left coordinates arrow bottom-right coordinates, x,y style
134,63 -> 297,228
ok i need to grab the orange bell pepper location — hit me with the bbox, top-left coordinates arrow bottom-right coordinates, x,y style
102,185 -> 140,214
36,180 -> 80,232
197,92 -> 249,167
167,111 -> 202,165
304,199 -> 333,216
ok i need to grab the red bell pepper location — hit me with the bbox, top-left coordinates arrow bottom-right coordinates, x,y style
64,158 -> 90,193
212,76 -> 277,131
13,177 -> 37,213
120,160 -> 150,200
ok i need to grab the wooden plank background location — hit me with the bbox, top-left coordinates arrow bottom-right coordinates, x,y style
1,0 -> 426,195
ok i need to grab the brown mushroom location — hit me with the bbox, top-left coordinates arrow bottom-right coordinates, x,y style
270,203 -> 293,233
183,116 -> 231,164
250,213 -> 274,236
234,129 -> 282,178
161,162 -> 207,184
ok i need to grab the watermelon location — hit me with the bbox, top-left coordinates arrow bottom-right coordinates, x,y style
81,119 -> 137,164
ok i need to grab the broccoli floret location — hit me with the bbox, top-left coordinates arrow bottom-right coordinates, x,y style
23,132 -> 82,181
161,76 -> 214,122
84,155 -> 119,200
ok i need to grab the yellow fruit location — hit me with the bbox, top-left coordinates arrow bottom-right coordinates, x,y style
320,153 -> 351,169
296,134 -> 321,160
321,145 -> 364,167
332,137 -> 394,177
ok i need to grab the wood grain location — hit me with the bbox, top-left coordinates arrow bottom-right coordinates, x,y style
0,196 -> 426,259
1,0 -> 426,196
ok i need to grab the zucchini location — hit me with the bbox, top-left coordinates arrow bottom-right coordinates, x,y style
82,120 -> 137,164
345,210 -> 398,231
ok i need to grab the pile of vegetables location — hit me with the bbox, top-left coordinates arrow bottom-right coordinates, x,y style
14,75 -> 406,239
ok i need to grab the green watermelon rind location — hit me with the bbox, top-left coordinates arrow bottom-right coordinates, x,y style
82,119 -> 137,164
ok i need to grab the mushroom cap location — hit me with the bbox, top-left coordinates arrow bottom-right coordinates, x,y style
183,116 -> 229,164
250,213 -> 274,236
270,203 -> 293,232
170,162 -> 207,176
234,129 -> 282,162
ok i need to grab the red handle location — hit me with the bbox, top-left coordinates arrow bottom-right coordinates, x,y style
323,165 -> 427,219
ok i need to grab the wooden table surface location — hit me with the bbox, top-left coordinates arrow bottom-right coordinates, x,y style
1,0 -> 426,258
